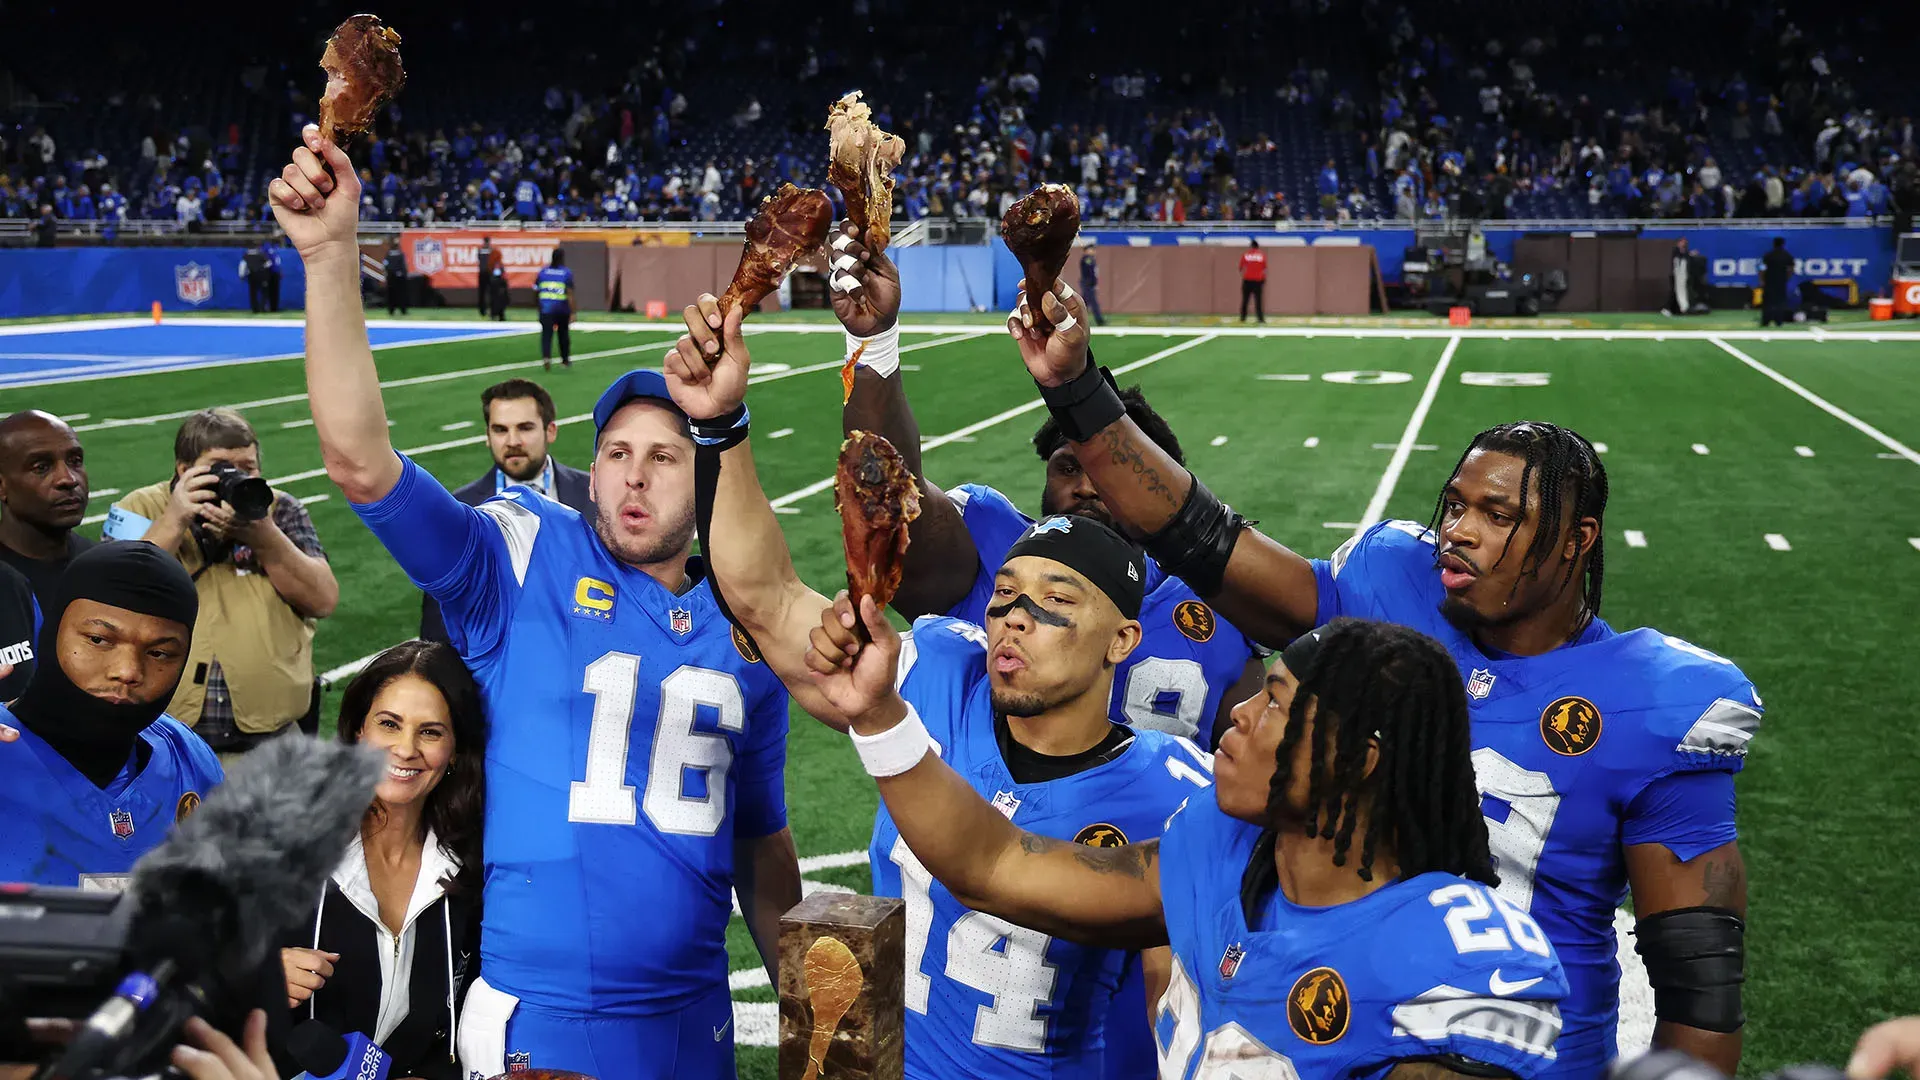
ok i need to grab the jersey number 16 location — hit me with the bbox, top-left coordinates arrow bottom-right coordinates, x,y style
566,651 -> 746,837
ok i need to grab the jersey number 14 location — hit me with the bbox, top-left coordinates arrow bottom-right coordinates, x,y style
566,651 -> 745,836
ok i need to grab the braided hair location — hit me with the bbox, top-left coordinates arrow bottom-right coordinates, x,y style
1429,420 -> 1608,625
1265,619 -> 1496,886
1032,385 -> 1186,465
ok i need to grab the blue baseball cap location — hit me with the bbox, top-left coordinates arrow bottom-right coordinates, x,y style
593,369 -> 684,445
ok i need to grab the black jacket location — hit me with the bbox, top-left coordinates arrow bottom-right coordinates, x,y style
272,845 -> 480,1080
419,461 -> 594,643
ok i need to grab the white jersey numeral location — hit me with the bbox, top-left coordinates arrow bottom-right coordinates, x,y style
1430,882 -> 1553,958
567,652 -> 745,836
890,839 -> 1058,1052
1470,747 -> 1562,912
1159,955 -> 1302,1079
1120,656 -> 1209,740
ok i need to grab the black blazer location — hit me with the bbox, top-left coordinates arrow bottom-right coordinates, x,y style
419,461 -> 594,643
271,881 -> 480,1080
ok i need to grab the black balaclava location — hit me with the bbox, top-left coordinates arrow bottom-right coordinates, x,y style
11,541 -> 198,787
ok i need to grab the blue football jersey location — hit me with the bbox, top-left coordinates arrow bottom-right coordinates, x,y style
1156,795 -> 1567,1080
0,706 -> 222,889
354,457 -> 790,1015
871,615 -> 1215,1080
1311,520 -> 1762,1078
947,484 -> 1259,746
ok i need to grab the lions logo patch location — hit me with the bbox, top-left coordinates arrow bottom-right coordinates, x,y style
1541,696 -> 1603,756
1172,600 -> 1216,642
175,791 -> 201,823
733,624 -> 763,664
1287,966 -> 1350,1045
1074,822 -> 1128,847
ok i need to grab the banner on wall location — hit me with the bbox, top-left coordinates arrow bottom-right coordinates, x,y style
400,230 -> 568,288
0,248 -> 309,318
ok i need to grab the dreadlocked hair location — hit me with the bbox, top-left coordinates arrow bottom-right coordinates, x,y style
1032,384 -> 1186,465
1429,420 -> 1608,626
1265,619 -> 1497,886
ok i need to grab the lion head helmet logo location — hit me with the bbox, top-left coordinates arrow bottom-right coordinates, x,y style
1540,696 -> 1603,756
1287,967 -> 1350,1044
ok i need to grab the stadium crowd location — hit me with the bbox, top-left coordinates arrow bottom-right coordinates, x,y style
3,1 -> 1917,230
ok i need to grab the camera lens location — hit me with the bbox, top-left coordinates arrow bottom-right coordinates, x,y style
211,462 -> 273,522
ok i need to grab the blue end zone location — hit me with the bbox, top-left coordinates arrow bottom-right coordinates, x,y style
0,322 -> 521,389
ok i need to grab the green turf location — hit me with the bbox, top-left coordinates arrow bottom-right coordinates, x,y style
14,320 -> 1920,1076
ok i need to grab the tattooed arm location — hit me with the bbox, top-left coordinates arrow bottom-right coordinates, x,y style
1626,839 -> 1748,1074
1006,284 -> 1321,646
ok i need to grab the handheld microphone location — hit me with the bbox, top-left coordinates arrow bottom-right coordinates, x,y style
37,736 -> 384,1080
288,1020 -> 392,1080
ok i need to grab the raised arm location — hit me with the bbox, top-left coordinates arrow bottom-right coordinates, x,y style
1007,282 -> 1321,646
268,125 -> 400,504
802,591 -> 1168,950
663,295 -> 836,720
833,223 -> 982,618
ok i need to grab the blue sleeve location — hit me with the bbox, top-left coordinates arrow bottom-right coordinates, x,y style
946,485 -> 1033,625
733,683 -> 790,839
1307,520 -> 1435,628
350,454 -> 520,659
1621,770 -> 1737,862
30,594 -> 40,638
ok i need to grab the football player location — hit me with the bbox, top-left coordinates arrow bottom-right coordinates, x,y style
805,608 -> 1569,1080
665,299 -> 1211,1080
0,541 -> 221,890
271,128 -> 799,1080
831,223 -> 1263,751
1001,281 -> 1758,1079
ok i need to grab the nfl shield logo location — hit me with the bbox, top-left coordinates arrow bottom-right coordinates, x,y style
109,809 -> 135,839
669,608 -> 693,635
1466,668 -> 1497,701
174,262 -> 212,305
1219,942 -> 1247,980
990,790 -> 1023,820
412,237 -> 445,275
505,1051 -> 531,1073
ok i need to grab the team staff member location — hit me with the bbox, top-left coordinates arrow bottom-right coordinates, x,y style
1077,242 -> 1105,326
1239,238 -> 1266,323
385,243 -> 410,315
0,410 -> 96,612
420,379 -> 594,642
0,542 -> 222,889
536,249 -> 575,370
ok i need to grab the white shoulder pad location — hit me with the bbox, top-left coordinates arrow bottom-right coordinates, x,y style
475,498 -> 541,586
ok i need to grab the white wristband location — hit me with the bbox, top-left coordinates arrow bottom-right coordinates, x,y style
846,322 -> 901,378
850,701 -> 931,777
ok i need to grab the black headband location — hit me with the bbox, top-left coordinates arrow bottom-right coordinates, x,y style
1001,515 -> 1146,620
1280,626 -> 1327,683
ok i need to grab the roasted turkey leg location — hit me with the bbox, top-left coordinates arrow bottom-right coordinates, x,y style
835,431 -> 921,640
317,14 -> 405,145
717,183 -> 834,317
1000,183 -> 1081,334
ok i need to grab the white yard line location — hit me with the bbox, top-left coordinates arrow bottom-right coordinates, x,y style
1764,533 -> 1793,551
1794,445 -> 1815,457
1623,530 -> 1648,548
1592,442 -> 1608,453
5,328 -> 532,391
1709,337 -> 1920,467
1691,443 -> 1710,455
1303,436 -> 1320,448
1909,538 -> 1920,553
73,338 -> 681,432
1355,336 -> 1459,538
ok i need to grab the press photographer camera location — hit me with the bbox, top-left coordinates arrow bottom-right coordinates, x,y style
0,737 -> 382,1079
104,408 -> 338,753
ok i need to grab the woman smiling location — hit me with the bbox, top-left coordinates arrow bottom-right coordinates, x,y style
273,641 -> 486,1080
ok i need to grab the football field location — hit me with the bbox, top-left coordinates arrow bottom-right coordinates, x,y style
8,316 -> 1918,1076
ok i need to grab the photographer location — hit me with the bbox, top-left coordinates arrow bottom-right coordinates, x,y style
109,409 -> 338,756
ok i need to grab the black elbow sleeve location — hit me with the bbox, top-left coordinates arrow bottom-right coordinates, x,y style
1142,475 -> 1250,599
1634,906 -> 1746,1034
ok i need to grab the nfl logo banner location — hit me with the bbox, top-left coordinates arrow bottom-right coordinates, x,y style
669,608 -> 693,636
174,262 -> 213,306
411,237 -> 446,275
109,809 -> 135,839
1466,668 -> 1497,701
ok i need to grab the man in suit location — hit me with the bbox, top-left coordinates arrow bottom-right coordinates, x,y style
419,378 -> 594,642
